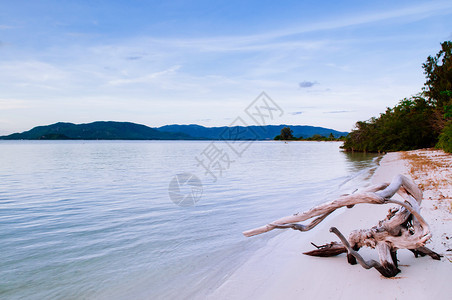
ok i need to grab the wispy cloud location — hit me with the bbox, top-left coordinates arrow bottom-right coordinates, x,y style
0,99 -> 32,110
1,1 -> 450,133
107,65 -> 181,86
0,61 -> 67,83
133,1 -> 452,54
126,56 -> 143,60
324,110 -> 355,114
299,81 -> 318,88
0,25 -> 16,30
252,1 -> 452,41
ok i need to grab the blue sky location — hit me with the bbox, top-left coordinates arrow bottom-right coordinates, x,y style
1,0 -> 451,134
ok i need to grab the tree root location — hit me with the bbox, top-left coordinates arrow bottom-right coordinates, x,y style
243,174 -> 443,278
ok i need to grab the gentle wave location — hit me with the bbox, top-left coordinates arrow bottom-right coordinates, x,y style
0,141 -> 379,299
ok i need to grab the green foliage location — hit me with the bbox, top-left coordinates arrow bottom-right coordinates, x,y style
304,134 -> 330,141
38,133 -> 70,140
343,41 -> 452,153
443,104 -> 452,119
0,121 -> 194,140
436,121 -> 452,153
274,131 -> 344,142
422,41 -> 452,135
422,41 -> 452,110
280,126 -> 294,140
328,133 -> 335,140
342,96 -> 436,152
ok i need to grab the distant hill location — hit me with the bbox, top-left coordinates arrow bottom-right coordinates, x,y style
0,121 -> 348,140
0,121 -> 194,140
158,124 -> 348,140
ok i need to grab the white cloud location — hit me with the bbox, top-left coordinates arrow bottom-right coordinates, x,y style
0,1 -> 450,133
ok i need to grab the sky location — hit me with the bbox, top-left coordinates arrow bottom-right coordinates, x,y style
0,0 -> 451,135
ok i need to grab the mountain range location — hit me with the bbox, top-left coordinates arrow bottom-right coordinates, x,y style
0,121 -> 348,140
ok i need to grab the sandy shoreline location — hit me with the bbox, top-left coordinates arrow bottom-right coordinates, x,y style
208,149 -> 452,300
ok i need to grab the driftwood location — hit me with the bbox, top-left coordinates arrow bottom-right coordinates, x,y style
243,174 -> 441,277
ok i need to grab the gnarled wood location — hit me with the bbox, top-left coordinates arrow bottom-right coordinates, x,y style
303,241 -> 347,257
243,174 -> 442,277
330,227 -> 401,277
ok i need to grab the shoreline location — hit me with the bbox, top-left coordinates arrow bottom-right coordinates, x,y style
208,149 -> 452,299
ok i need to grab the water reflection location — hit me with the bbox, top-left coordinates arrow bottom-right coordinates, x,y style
341,150 -> 382,173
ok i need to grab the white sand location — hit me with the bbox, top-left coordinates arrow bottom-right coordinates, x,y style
208,150 -> 452,300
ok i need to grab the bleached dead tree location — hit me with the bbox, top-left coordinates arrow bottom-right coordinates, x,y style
243,174 -> 441,277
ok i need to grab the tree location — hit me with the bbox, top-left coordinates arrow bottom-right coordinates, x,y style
422,41 -> 452,133
328,133 -> 335,140
310,134 -> 324,141
342,95 -> 436,152
280,126 -> 294,140
342,41 -> 452,152
436,121 -> 452,153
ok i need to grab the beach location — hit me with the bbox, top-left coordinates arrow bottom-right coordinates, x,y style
1,142 -> 449,299
209,149 -> 452,300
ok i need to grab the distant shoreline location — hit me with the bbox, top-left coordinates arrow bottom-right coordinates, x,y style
0,121 -> 348,141
0,139 -> 345,144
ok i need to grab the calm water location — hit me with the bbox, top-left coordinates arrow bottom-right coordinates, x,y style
0,141 -> 379,299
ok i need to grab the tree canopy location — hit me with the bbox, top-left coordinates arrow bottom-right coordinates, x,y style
279,126 -> 294,140
342,41 -> 452,153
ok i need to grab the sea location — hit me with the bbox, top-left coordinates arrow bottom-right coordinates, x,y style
0,140 -> 380,299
